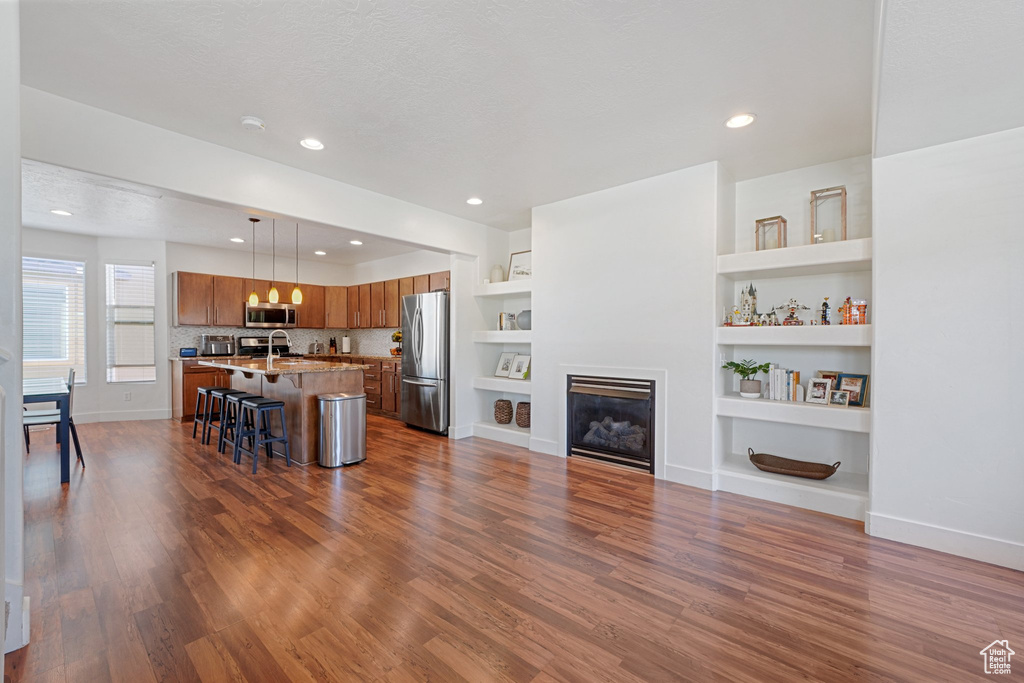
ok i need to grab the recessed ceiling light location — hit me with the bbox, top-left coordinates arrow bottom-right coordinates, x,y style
300,138 -> 324,150
230,238 -> 245,243
349,240 -> 363,246
314,250 -> 327,256
50,209 -> 73,216
725,113 -> 756,128
466,197 -> 483,205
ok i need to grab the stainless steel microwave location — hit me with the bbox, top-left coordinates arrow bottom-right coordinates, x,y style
245,302 -> 297,328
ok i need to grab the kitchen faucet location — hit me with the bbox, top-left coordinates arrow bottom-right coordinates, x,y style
267,329 -> 291,370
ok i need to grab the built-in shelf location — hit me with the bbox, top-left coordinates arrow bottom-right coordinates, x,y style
717,324 -> 872,347
472,330 -> 532,344
473,421 -> 531,448
716,394 -> 870,433
472,376 -> 532,394
717,237 -> 872,280
473,280 -> 533,298
716,452 -> 867,520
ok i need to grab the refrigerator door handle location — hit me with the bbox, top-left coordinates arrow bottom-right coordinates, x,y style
402,378 -> 437,387
413,306 -> 424,365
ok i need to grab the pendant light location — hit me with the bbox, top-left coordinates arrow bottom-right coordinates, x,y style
268,218 -> 279,303
247,217 -> 260,305
291,222 -> 303,304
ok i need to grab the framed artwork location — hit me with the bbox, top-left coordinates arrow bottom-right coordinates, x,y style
817,370 -> 840,384
509,354 -> 531,380
806,378 -> 832,405
494,352 -> 517,377
836,373 -> 869,407
828,390 -> 850,407
508,250 -> 532,281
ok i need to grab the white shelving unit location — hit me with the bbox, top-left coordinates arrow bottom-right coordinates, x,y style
472,280 -> 533,298
472,330 -> 532,344
718,237 -> 872,280
472,421 -> 531,448
717,395 -> 870,433
472,376 -> 532,394
717,324 -> 872,347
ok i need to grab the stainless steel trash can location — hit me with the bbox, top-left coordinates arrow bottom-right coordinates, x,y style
318,392 -> 367,467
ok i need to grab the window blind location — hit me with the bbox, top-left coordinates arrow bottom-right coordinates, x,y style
22,257 -> 87,383
105,263 -> 156,383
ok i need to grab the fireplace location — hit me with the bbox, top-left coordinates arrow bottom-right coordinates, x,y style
567,375 -> 655,473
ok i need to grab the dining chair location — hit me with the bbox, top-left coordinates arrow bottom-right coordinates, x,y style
23,368 -> 84,468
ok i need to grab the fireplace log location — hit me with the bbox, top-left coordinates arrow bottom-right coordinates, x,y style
582,416 -> 646,453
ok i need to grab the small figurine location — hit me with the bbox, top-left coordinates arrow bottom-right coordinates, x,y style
767,310 -> 779,326
773,298 -> 811,326
739,283 -> 759,324
730,306 -> 748,326
759,313 -> 769,326
820,297 -> 831,325
840,296 -> 853,325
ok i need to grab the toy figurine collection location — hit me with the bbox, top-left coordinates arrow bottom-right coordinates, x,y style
723,284 -> 868,327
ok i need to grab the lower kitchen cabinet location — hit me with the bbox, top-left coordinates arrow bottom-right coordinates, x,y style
352,357 -> 401,418
172,360 -> 231,421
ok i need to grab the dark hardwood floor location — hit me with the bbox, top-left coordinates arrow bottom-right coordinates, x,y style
6,417 -> 1021,682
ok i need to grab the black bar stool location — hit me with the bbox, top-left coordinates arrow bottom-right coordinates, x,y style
203,387 -> 248,446
191,386 -> 221,440
220,392 -> 263,454
233,397 -> 291,474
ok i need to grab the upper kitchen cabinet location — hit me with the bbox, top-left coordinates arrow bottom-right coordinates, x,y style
429,270 -> 450,292
348,286 -> 361,328
212,275 -> 245,327
399,277 -> 414,299
325,286 -> 348,329
295,284 -> 325,328
384,279 -> 400,328
175,272 -> 214,326
370,281 -> 385,328
413,274 -> 430,295
358,283 -> 372,328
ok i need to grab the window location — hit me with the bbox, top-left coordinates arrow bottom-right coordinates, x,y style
105,263 -> 156,383
22,257 -> 87,382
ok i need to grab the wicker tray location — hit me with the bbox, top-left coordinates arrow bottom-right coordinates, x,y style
747,448 -> 840,480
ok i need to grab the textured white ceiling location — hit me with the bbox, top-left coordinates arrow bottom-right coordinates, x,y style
21,161 -> 428,265
21,1 -> 874,230
875,0 -> 1024,157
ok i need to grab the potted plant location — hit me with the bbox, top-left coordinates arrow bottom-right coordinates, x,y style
722,358 -> 771,398
391,330 -> 403,356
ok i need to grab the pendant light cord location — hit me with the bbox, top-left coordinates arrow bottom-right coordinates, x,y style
295,222 -> 299,282
271,218 -> 276,288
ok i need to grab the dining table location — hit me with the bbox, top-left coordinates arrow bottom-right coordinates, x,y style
23,377 -> 71,484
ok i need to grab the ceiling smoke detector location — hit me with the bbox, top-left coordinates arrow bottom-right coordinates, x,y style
240,116 -> 266,132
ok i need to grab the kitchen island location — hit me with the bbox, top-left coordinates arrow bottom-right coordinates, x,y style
198,358 -> 368,465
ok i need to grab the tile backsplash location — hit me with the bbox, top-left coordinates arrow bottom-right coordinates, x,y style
170,326 -> 398,357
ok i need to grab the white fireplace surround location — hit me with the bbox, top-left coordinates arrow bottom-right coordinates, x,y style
554,364 -> 668,479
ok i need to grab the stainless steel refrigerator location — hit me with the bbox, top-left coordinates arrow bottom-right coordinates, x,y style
400,291 -> 449,434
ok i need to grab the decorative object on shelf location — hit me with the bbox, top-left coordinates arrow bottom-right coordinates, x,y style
722,359 -> 771,398
748,448 -> 841,480
268,219 -> 280,303
772,298 -> 811,326
755,215 -> 787,251
516,309 -> 532,330
733,283 -> 759,325
515,402 -> 531,428
508,250 -> 532,281
498,312 -> 516,331
817,369 -> 840,384
820,297 -> 831,325
509,354 -> 531,380
494,399 -> 513,424
494,352 -> 516,377
828,390 -> 850,407
838,297 -> 868,325
806,378 -> 832,404
391,330 -> 402,356
490,263 -> 505,283
291,222 -> 303,304
836,373 -> 869,407
247,217 -> 260,305
810,185 -> 847,244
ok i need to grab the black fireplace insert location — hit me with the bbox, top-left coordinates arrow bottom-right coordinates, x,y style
567,375 -> 655,473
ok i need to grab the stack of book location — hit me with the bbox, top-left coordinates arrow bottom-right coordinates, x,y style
766,364 -> 802,401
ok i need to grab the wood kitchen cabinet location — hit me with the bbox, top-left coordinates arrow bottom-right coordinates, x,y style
381,359 -> 401,414
384,279 -> 400,328
399,277 -> 414,300
429,270 -> 450,292
413,274 -> 430,295
296,284 -> 325,328
175,272 -> 214,325
325,286 -> 348,329
358,284 -> 372,328
347,286 -> 361,328
212,275 -> 245,326
370,281 -> 385,328
173,361 -> 230,421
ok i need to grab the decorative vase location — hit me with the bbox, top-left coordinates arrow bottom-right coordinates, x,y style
516,309 -> 532,330
740,379 -> 762,399
515,402 -> 531,428
490,264 -> 505,283
494,399 -> 513,424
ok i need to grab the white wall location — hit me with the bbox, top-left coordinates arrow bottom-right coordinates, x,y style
871,126 -> 1024,570
1,0 -> 23,655
531,163 -> 719,484
346,250 -> 451,285
165,241 -> 348,287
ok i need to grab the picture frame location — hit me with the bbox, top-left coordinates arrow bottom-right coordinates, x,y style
509,354 -> 531,380
836,373 -> 869,407
828,390 -> 850,407
817,370 -> 841,385
508,250 -> 532,281
494,352 -> 517,377
806,378 -> 832,405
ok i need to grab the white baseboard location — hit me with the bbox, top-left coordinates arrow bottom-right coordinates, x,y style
529,437 -> 558,455
867,512 -> 1024,571
664,464 -> 714,490
448,424 -> 473,440
72,408 -> 172,424
3,584 -> 26,654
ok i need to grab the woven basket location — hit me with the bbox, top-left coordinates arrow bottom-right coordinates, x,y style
494,399 -> 513,424
515,402 -> 531,428
748,448 -> 840,480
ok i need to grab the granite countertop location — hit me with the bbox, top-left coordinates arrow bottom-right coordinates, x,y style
197,358 -> 370,376
304,354 -> 402,362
